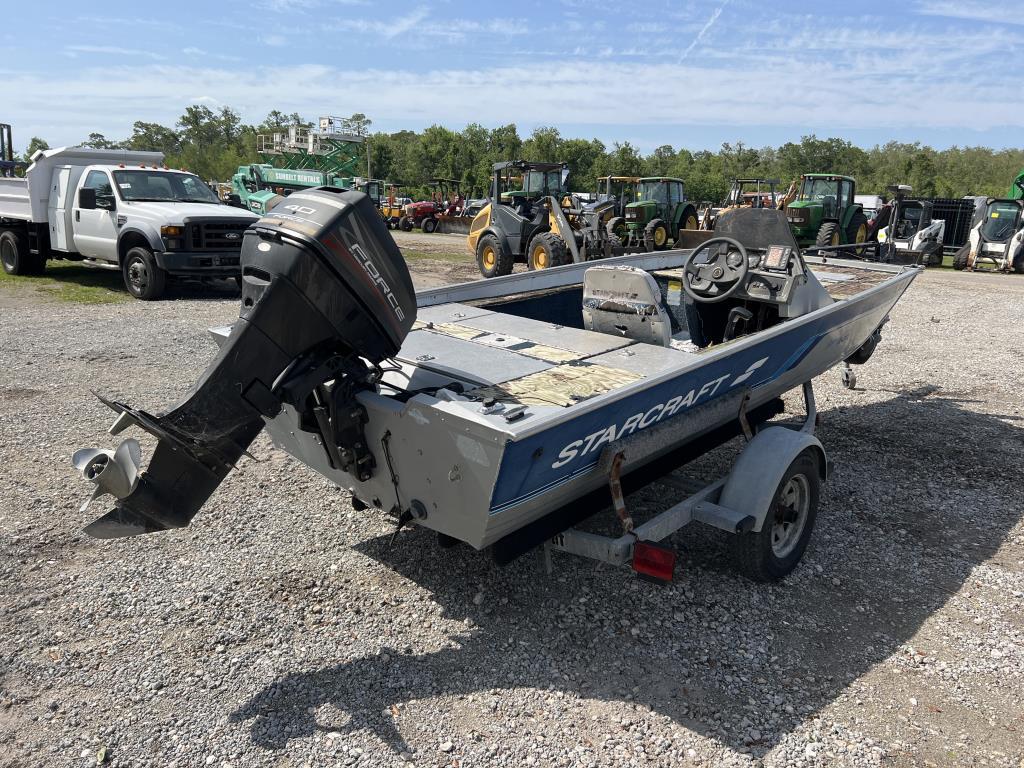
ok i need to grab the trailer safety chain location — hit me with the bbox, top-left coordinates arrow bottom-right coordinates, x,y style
608,451 -> 634,534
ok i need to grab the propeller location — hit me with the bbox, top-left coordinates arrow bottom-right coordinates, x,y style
72,438 -> 142,513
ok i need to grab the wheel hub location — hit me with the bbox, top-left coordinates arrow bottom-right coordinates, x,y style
770,474 -> 810,558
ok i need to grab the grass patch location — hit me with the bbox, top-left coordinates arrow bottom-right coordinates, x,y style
0,259 -> 130,304
401,248 -> 472,263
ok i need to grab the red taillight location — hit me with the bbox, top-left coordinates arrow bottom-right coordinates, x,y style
631,540 -> 676,583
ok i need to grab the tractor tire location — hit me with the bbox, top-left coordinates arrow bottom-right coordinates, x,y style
1013,254 -> 1024,274
398,216 -> 413,232
644,218 -> 670,251
606,216 -> 626,240
846,210 -> 868,245
815,222 -> 840,248
122,246 -> 167,300
0,230 -> 43,275
527,232 -> 569,270
681,207 -> 699,232
421,217 -> 438,234
476,234 -> 514,279
952,244 -> 970,271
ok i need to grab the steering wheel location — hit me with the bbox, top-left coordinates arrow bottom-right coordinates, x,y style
683,236 -> 750,303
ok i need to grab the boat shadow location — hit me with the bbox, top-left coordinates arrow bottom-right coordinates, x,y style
229,387 -> 1023,757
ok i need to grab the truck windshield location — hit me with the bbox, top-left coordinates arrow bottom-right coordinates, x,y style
112,171 -> 221,204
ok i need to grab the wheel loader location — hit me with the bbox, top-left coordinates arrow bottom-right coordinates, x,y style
782,174 -> 868,250
466,161 -> 618,278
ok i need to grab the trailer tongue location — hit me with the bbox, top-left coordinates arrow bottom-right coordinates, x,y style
76,188 -> 416,537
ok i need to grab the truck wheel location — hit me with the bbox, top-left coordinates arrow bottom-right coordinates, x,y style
644,218 -> 669,251
399,216 -> 413,232
731,449 -> 820,582
527,232 -> 568,270
422,217 -> 438,234
0,230 -> 42,276
122,246 -> 167,300
476,234 -> 513,278
952,244 -> 970,271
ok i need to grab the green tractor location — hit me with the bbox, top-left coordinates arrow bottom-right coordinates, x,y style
595,176 -> 641,239
618,177 -> 699,251
783,174 -> 869,248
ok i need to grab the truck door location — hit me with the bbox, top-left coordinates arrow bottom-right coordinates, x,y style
73,170 -> 119,261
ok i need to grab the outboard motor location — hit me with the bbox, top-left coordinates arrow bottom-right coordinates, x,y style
74,188 -> 416,538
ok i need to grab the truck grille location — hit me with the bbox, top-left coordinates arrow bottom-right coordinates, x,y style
188,221 -> 250,251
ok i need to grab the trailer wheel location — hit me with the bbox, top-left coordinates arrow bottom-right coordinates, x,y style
731,449 -> 820,582
421,217 -> 438,234
122,246 -> 167,300
952,245 -> 970,271
527,232 -> 568,270
398,216 -> 413,232
0,230 -> 42,276
476,234 -> 513,278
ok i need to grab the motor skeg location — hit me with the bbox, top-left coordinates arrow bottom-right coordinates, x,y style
79,188 -> 416,539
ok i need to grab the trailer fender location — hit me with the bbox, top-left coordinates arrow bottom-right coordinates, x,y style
718,427 -> 827,533
117,226 -> 162,263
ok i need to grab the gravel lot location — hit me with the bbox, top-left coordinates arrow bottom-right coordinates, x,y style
1,256 -> 1022,768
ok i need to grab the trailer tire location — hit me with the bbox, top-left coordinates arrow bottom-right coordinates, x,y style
122,246 -> 167,300
952,244 -> 970,270
0,230 -> 42,276
399,216 -> 413,232
527,232 -> 568,270
730,449 -> 820,582
476,234 -> 513,278
421,217 -> 438,234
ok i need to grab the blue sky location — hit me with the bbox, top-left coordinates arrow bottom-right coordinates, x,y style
4,0 -> 1022,155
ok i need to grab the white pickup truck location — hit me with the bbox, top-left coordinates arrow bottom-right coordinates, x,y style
0,147 -> 258,299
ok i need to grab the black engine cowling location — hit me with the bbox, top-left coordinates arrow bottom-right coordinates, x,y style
82,188 -> 416,538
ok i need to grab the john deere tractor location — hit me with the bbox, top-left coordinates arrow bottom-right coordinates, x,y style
783,174 -> 868,249
621,177 -> 699,251
467,161 -> 618,278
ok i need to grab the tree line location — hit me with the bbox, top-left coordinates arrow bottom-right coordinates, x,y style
19,105 -> 1024,203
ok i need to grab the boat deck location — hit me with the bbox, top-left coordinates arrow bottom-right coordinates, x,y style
395,262 -> 894,410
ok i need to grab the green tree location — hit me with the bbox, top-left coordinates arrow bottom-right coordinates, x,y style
22,137 -> 49,161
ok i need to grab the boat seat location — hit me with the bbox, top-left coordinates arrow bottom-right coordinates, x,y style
582,265 -> 673,347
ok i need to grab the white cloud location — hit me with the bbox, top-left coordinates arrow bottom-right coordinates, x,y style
5,55 -> 1021,152
64,45 -> 165,60
260,34 -> 288,47
915,0 -> 1024,25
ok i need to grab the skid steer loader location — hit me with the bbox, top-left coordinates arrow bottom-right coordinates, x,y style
953,197 -> 1024,273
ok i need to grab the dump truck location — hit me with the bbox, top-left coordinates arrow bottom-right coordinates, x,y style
0,146 -> 258,299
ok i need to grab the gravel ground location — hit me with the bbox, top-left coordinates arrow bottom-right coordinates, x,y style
1,259 -> 1022,768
